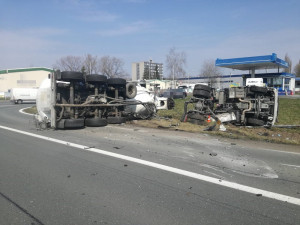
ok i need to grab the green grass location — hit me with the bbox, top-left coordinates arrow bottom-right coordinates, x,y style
158,97 -> 300,125
23,106 -> 37,114
277,98 -> 300,125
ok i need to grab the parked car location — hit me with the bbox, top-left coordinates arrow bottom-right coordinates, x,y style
161,89 -> 187,99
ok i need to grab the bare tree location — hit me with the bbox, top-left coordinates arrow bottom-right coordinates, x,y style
200,60 -> 221,88
284,53 -> 292,73
166,47 -> 186,80
83,54 -> 99,74
53,56 -> 83,71
99,56 -> 126,78
294,60 -> 300,77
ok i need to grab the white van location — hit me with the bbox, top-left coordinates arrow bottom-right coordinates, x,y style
10,88 -> 38,104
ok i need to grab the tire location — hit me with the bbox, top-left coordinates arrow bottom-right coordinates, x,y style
167,98 -> 175,110
57,118 -> 85,129
60,71 -> 84,81
107,116 -> 126,124
193,89 -> 211,98
107,78 -> 126,86
250,86 -> 268,94
85,117 -> 108,127
194,84 -> 211,92
188,112 -> 206,121
247,117 -> 265,126
86,74 -> 107,83
125,83 -> 137,99
17,99 -> 22,104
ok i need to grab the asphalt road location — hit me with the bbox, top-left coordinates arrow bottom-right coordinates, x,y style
0,101 -> 299,225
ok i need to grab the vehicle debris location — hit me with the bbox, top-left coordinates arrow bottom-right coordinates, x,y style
181,79 -> 279,129
125,84 -> 175,119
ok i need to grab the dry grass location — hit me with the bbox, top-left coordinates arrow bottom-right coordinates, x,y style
137,97 -> 300,145
132,118 -> 300,145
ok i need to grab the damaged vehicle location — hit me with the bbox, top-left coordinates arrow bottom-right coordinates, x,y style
125,84 -> 175,119
181,78 -> 278,127
35,71 -> 175,129
36,71 -> 140,129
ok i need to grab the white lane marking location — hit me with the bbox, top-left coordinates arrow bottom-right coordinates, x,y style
281,164 -> 300,168
1,124 -> 300,206
19,107 -> 35,116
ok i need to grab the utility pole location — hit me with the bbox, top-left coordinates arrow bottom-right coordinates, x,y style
149,59 -> 152,79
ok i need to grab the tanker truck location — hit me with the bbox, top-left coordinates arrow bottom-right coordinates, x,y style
35,71 -> 174,129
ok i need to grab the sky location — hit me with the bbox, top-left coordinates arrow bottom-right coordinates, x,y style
1,0 -> 300,77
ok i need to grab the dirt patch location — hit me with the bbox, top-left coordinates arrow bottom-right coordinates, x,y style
128,118 -> 300,145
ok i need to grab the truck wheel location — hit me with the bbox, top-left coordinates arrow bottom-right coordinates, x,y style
107,116 -> 126,124
86,74 -> 107,83
85,117 -> 108,127
250,86 -> 268,94
247,118 -> 265,126
57,118 -> 85,129
107,78 -> 126,86
17,99 -> 23,104
167,98 -> 175,110
193,89 -> 211,98
60,71 -> 84,81
194,84 -> 211,92
125,83 -> 137,99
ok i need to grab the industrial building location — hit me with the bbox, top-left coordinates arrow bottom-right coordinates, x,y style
132,61 -> 163,80
0,67 -> 52,93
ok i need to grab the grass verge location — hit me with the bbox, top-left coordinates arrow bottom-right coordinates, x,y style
22,98 -> 300,145
136,97 -> 300,145
23,106 -> 37,114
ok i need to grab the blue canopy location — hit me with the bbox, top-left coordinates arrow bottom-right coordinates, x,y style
215,53 -> 288,70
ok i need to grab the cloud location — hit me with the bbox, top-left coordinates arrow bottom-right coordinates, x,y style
123,0 -> 147,3
78,9 -> 119,22
185,28 -> 300,73
96,21 -> 152,37
0,28 -> 69,69
60,0 -> 119,22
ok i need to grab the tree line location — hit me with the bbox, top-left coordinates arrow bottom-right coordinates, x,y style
285,54 -> 300,77
53,54 -> 128,78
53,51 -> 300,81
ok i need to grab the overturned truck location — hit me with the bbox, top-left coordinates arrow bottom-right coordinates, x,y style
181,81 -> 278,127
36,71 -> 143,129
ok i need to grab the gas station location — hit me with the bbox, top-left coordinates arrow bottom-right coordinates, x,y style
215,53 -> 295,95
178,53 -> 296,95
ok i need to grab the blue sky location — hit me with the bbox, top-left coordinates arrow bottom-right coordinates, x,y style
1,0 -> 299,77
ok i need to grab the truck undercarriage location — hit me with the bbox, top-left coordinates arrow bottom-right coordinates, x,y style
181,84 -> 278,127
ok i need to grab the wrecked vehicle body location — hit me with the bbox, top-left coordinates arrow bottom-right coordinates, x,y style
125,85 -> 175,119
36,71 -> 140,129
36,71 -> 175,129
181,82 -> 278,127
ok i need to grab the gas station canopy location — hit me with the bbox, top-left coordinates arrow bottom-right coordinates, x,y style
215,53 -> 289,71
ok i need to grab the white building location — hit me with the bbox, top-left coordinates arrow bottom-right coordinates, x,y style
0,67 -> 52,92
132,61 -> 163,81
